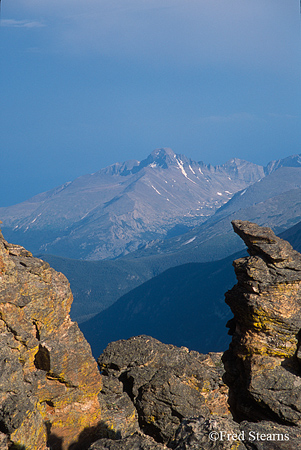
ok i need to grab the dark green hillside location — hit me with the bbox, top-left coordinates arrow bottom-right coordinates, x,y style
78,220 -> 301,359
280,220 -> 301,252
39,254 -> 156,323
79,253 -> 243,358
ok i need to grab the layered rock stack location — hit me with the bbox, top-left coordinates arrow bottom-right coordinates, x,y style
223,220 -> 301,425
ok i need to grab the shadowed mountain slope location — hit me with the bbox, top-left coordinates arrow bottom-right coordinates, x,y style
79,220 -> 301,358
79,253 -> 243,358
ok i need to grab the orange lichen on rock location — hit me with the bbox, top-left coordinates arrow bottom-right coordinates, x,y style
0,231 -> 130,449
223,220 -> 301,425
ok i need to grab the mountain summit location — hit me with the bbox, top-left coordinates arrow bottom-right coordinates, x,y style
0,149 -> 265,260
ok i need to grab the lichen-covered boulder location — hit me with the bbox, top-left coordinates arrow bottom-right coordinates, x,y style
172,416 -> 247,450
98,335 -> 230,444
0,232 -> 136,449
172,416 -> 301,450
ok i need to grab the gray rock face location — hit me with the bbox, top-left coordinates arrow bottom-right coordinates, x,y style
97,374 -> 140,439
223,220 -> 301,425
172,416 -> 247,450
98,335 -> 230,445
172,416 -> 301,450
240,421 -> 301,450
89,432 -> 168,450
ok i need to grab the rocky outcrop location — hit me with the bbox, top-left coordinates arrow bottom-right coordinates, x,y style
0,231 -> 137,449
92,220 -> 301,449
172,416 -> 301,449
3,220 -> 301,449
223,220 -> 301,425
97,335 -> 230,446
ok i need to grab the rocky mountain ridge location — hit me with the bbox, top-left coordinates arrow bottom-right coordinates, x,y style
127,166 -> 301,260
1,150 -> 300,263
0,148 -> 267,260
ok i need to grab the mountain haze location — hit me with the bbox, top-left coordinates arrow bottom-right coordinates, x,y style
0,148 -> 264,260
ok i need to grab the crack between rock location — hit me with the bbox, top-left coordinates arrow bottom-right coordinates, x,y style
46,372 -> 77,388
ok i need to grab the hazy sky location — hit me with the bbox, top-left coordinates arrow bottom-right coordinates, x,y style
1,0 -> 300,206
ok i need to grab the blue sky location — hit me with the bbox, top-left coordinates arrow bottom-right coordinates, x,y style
1,0 -> 300,206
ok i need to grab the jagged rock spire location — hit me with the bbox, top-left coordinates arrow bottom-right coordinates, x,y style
223,220 -> 301,425
232,219 -> 301,265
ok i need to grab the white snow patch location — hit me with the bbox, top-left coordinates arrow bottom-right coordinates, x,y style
151,185 -> 162,195
225,190 -> 232,194
81,211 -> 91,220
189,165 -> 196,174
228,177 -> 232,180
240,189 -> 247,196
13,225 -> 19,230
217,192 -> 223,196
150,162 -> 157,168
182,236 -> 197,246
30,212 -> 41,224
176,159 -> 197,184
198,167 -> 203,175
166,198 -> 170,201
176,158 -> 188,177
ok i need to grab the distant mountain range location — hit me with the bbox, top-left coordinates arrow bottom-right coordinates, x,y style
1,150 -> 301,264
0,148 -> 266,260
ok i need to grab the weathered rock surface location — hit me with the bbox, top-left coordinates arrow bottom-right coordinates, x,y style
171,416 -> 301,450
97,375 -> 139,439
0,232 -> 136,449
89,432 -> 168,450
240,421 -> 301,449
172,416 -> 247,450
223,220 -> 301,425
98,335 -> 230,445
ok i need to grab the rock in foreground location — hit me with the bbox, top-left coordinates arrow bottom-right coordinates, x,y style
97,335 -> 230,445
3,220 -> 301,449
0,231 -> 135,449
223,220 -> 301,425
